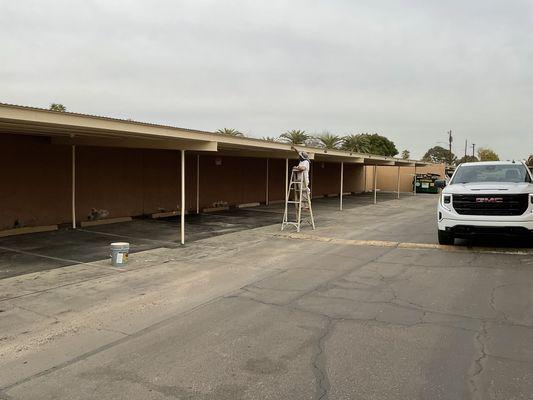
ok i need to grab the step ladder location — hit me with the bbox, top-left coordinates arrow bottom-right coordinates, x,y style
281,168 -> 315,232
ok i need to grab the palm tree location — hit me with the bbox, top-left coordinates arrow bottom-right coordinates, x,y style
279,130 -> 309,145
341,134 -> 371,154
49,103 -> 66,112
316,133 -> 341,149
261,136 -> 278,142
216,128 -> 244,136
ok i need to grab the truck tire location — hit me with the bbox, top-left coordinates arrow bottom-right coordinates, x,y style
438,230 -> 454,245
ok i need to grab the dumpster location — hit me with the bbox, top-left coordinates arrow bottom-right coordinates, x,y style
414,173 -> 441,194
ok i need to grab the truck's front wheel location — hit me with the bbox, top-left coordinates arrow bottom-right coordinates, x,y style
438,230 -> 455,245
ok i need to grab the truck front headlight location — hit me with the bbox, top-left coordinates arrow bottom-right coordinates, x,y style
441,194 -> 452,211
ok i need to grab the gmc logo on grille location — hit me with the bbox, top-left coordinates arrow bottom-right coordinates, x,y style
476,197 -> 504,203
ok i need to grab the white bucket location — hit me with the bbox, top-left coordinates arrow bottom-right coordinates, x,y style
110,242 -> 129,266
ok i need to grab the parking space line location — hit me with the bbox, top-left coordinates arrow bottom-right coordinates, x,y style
77,228 -> 180,247
0,245 -> 126,272
277,233 -> 533,255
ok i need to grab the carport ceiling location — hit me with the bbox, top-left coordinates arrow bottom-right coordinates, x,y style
0,110 -> 218,152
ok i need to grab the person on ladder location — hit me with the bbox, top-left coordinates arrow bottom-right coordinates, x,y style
291,147 -> 311,209
281,148 -> 315,232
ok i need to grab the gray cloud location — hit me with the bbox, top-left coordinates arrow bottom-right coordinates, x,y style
1,0 -> 532,159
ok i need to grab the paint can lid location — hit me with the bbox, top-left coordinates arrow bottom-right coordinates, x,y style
110,242 -> 129,248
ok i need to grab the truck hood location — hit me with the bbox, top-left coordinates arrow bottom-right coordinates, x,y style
444,182 -> 533,195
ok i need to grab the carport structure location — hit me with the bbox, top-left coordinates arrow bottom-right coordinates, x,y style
0,103 -> 426,244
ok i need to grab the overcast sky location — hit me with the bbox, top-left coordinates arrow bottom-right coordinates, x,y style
1,0 -> 532,159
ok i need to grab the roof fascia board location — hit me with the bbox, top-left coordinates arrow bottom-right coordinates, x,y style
0,104 -> 427,165
0,120 -> 206,142
364,158 -> 396,166
52,136 -> 218,151
395,161 -> 416,166
216,150 -> 307,160
0,106 -> 222,143
313,155 -> 364,164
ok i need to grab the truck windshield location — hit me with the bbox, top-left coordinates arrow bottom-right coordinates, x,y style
451,164 -> 532,184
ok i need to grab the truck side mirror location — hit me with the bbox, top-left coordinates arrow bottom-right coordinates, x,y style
435,180 -> 447,189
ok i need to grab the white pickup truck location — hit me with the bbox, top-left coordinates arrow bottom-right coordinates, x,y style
435,161 -> 533,245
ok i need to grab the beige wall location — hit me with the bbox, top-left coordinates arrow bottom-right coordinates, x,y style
198,155 -> 271,208
76,147 -> 198,220
0,134 -> 198,229
0,134 -> 71,229
312,162 -> 365,196
0,133 -> 382,231
364,163 -> 446,192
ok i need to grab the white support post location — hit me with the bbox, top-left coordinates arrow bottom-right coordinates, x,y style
196,154 -> 200,214
373,165 -> 378,204
71,145 -> 76,229
397,166 -> 401,199
266,158 -> 269,206
181,150 -> 186,245
285,158 -> 289,198
413,165 -> 417,196
340,162 -> 344,211
309,161 -> 313,195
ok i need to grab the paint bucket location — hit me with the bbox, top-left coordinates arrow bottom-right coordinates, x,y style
110,242 -> 129,266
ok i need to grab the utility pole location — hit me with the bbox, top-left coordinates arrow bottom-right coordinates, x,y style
472,143 -> 476,157
448,130 -> 453,164
464,139 -> 467,158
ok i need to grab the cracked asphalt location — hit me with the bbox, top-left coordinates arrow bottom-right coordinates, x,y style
1,194 -> 533,399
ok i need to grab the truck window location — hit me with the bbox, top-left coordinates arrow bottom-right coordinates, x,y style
451,164 -> 532,184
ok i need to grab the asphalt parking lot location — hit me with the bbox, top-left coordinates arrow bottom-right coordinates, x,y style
0,193 -> 389,279
1,193 -> 532,399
